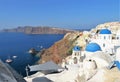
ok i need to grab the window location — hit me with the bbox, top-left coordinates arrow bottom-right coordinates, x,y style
73,57 -> 78,64
77,52 -> 79,56
75,53 -> 76,56
89,59 -> 92,62
103,43 -> 105,47
104,36 -> 106,40
117,37 -> 119,40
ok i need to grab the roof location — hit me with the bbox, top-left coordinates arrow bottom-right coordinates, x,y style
99,29 -> 111,34
85,43 -> 101,52
29,61 -> 64,72
90,51 -> 112,62
32,77 -> 52,82
87,51 -> 113,68
73,46 -> 81,51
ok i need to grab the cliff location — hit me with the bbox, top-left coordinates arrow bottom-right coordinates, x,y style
2,26 -> 76,34
39,32 -> 81,64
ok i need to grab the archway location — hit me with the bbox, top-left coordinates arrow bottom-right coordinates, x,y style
73,57 -> 78,64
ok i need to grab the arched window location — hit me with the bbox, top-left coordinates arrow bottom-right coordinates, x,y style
73,57 -> 78,64
104,36 -> 106,40
103,43 -> 105,47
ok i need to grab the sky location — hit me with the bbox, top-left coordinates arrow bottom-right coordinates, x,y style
0,0 -> 119,29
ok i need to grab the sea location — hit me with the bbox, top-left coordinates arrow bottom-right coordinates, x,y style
0,32 -> 64,77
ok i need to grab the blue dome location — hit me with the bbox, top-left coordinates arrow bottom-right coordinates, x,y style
73,46 -> 81,51
85,43 -> 101,52
99,29 -> 111,34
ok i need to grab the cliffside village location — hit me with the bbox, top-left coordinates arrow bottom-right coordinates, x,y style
25,22 -> 120,82
0,22 -> 120,82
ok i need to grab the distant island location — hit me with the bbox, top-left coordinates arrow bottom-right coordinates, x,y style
1,26 -> 76,34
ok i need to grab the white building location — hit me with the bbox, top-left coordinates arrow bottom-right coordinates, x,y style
68,43 -> 102,65
87,28 -> 120,70
90,28 -> 116,54
71,46 -> 81,64
83,51 -> 113,69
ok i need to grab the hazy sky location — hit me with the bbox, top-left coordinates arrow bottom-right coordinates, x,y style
0,0 -> 119,29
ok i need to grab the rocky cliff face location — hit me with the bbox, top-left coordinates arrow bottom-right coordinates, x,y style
39,32 -> 81,64
2,26 -> 75,34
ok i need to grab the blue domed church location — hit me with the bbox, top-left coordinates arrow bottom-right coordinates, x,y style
70,43 -> 102,64
85,43 -> 101,52
84,42 -> 102,57
99,29 -> 112,34
98,29 -> 113,53
99,29 -> 112,41
71,46 -> 81,64
89,28 -> 114,54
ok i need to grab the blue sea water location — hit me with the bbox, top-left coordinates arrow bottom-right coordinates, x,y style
0,32 -> 64,76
